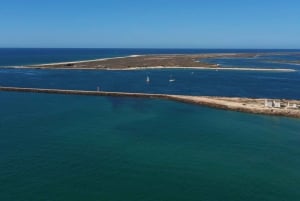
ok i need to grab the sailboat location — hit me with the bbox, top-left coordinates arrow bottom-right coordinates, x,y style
169,75 -> 176,82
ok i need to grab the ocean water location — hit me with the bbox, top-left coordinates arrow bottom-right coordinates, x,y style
1,49 -> 300,201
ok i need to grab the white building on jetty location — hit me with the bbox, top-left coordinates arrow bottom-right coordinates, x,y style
287,102 -> 298,109
265,99 -> 299,109
265,99 -> 273,108
264,99 -> 281,108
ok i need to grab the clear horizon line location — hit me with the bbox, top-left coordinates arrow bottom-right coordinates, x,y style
1,47 -> 300,50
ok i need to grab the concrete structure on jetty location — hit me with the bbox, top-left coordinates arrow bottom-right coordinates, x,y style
0,86 -> 300,118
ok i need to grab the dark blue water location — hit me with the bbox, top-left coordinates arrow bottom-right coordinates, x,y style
1,48 -> 300,100
0,68 -> 299,99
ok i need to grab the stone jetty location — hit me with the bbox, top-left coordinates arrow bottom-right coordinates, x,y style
1,86 -> 300,118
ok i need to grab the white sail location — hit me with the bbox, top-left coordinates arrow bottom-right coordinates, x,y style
169,75 -> 175,82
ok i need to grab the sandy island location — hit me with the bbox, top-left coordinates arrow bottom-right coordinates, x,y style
17,53 -> 296,72
1,86 -> 299,118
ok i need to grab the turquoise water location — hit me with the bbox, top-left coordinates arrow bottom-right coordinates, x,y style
1,92 -> 300,201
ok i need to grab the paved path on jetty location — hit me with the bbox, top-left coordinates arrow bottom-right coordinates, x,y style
1,86 -> 300,118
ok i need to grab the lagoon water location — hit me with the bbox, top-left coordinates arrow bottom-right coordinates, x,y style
1,68 -> 300,99
1,49 -> 300,201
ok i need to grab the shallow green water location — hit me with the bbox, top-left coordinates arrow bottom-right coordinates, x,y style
1,92 -> 300,201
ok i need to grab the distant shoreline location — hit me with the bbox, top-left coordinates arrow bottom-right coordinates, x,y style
30,54 -> 142,67
1,53 -> 297,72
2,65 -> 296,72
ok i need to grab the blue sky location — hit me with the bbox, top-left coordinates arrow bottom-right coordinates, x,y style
0,0 -> 300,48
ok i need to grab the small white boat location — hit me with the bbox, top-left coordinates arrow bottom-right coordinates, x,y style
169,75 -> 176,82
146,76 -> 150,83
